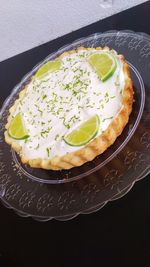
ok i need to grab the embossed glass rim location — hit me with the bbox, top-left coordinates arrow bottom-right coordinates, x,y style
0,171 -> 148,222
0,30 -> 145,184
0,157 -> 150,222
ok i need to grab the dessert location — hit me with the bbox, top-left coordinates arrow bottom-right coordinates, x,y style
5,47 -> 133,170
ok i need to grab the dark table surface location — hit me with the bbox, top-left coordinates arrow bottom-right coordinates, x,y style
0,2 -> 150,267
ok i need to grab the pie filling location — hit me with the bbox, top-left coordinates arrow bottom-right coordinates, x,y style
11,49 -> 125,160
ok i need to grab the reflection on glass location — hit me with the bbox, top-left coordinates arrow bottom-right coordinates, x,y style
99,0 -> 113,8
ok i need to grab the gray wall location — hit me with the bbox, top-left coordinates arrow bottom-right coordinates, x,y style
0,0 -> 147,61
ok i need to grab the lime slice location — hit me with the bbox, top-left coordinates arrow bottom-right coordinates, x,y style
64,115 -> 100,146
8,113 -> 29,140
88,52 -> 117,82
35,60 -> 61,79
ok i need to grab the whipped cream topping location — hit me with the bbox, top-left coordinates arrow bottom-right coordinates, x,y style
13,49 -> 125,160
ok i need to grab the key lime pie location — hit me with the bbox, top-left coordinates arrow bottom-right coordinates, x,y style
5,47 -> 133,170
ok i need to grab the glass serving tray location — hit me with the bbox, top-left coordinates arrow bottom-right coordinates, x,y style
0,30 -> 150,221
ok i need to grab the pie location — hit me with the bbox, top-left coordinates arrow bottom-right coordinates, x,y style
5,47 -> 133,170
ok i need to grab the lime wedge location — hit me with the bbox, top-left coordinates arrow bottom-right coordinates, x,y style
88,52 -> 117,82
8,113 -> 29,140
64,115 -> 100,146
35,60 -> 61,79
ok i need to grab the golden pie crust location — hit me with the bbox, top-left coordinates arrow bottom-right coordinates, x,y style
5,47 -> 134,170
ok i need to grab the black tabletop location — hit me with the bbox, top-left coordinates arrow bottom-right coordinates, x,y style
0,2 -> 150,267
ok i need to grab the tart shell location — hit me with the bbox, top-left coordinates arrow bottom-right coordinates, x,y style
5,47 -> 134,170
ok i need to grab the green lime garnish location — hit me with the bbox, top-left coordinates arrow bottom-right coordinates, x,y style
64,115 -> 100,146
88,52 -> 117,81
35,60 -> 61,79
8,113 -> 29,140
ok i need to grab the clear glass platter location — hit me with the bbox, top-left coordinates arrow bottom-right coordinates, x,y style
0,30 -> 150,221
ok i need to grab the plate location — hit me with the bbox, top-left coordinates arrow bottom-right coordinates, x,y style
0,30 -> 150,221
